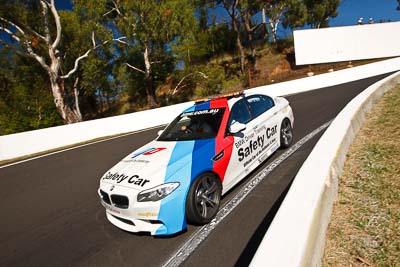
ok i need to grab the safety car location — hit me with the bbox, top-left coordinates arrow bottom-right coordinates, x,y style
98,91 -> 294,235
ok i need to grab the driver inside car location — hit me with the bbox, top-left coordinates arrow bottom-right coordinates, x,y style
181,116 -> 213,134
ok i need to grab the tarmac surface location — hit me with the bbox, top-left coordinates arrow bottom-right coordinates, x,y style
0,74 -> 390,267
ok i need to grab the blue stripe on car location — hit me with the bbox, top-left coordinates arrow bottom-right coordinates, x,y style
190,101 -> 215,179
156,100 -> 217,235
156,141 -> 195,235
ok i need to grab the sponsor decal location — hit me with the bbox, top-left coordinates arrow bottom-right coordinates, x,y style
106,206 -> 121,214
181,108 -> 220,117
131,147 -> 166,158
122,159 -> 150,164
102,172 -> 150,187
258,141 -> 279,163
138,212 -> 158,217
235,125 -> 278,167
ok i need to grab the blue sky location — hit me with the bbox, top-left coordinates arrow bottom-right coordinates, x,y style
56,0 -> 400,29
330,0 -> 400,26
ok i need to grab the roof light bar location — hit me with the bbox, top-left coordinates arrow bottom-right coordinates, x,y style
195,91 -> 244,104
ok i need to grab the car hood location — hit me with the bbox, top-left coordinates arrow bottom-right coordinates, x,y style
99,139 -> 214,190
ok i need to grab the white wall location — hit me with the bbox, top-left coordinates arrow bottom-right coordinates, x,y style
294,22 -> 400,65
250,71 -> 400,267
1,57 -> 400,162
0,101 -> 193,161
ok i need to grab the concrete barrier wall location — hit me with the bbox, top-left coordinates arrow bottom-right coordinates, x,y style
1,57 -> 400,162
294,22 -> 400,65
250,71 -> 400,267
0,101 -> 193,161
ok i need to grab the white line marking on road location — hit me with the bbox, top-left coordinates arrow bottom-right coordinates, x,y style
162,120 -> 332,267
0,125 -> 165,169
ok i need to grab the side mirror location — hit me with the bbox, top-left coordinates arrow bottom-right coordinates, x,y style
157,130 -> 164,136
229,122 -> 246,134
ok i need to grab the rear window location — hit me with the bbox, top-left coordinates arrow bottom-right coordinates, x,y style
228,99 -> 252,126
246,95 -> 275,118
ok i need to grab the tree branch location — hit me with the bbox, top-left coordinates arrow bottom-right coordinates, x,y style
114,37 -> 129,45
125,63 -> 145,74
172,71 -> 208,95
0,26 -> 21,42
0,17 -> 26,36
0,16 -> 49,71
60,36 -> 128,79
73,76 -> 82,120
111,0 -> 137,32
18,22 -> 47,42
250,23 -> 263,32
103,7 -> 117,17
60,50 -> 91,79
40,0 -> 51,45
101,36 -> 128,47
26,43 -> 50,71
91,31 -> 96,47
48,0 -> 62,49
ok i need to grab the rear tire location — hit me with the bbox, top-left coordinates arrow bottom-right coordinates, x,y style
186,173 -> 222,225
280,118 -> 293,148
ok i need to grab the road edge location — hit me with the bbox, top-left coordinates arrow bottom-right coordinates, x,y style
249,71 -> 400,266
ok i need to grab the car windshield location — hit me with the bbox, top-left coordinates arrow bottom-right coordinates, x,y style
158,108 -> 225,141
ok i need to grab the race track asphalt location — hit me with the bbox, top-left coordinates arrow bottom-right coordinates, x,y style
0,74 -> 390,267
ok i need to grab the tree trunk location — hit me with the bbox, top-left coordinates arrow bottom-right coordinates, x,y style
244,11 -> 256,62
269,20 -> 278,43
261,7 -> 269,41
143,44 -> 158,108
73,77 -> 82,120
223,0 -> 245,74
1,0 -> 86,125
232,16 -> 245,74
49,72 -> 82,123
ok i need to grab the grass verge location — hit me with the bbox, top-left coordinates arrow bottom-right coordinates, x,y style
322,85 -> 400,266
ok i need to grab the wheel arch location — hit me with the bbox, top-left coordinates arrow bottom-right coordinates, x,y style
190,170 -> 222,187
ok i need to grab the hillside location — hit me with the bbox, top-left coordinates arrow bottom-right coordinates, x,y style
117,41 -> 381,115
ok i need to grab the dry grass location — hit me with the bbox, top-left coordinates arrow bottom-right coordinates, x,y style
322,85 -> 400,267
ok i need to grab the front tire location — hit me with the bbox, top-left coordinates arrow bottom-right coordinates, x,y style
186,173 -> 222,225
280,118 -> 293,148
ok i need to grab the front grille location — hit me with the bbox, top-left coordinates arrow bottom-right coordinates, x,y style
112,215 -> 135,226
111,194 -> 129,209
100,190 -> 111,205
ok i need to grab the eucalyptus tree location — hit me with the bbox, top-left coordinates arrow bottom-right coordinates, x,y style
79,0 -> 197,108
263,0 -> 307,43
241,0 -> 264,61
217,0 -> 247,74
0,49 -> 62,134
304,0 -> 340,28
0,0 -> 116,123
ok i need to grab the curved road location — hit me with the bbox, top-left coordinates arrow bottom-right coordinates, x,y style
0,74 -> 390,267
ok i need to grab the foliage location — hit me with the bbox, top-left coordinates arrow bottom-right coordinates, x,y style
0,0 -> 113,124
58,9 -> 114,118
304,0 -> 340,28
0,51 -> 62,134
175,21 -> 236,66
0,0 -> 342,134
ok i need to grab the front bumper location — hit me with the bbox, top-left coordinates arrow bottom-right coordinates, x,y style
98,182 -> 187,235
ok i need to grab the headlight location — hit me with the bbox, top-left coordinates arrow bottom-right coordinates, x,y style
137,182 -> 180,202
